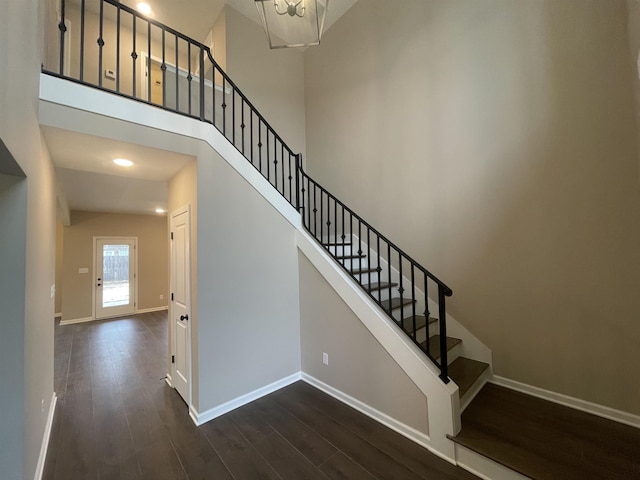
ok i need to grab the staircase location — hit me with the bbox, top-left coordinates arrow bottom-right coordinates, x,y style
45,0 -> 495,471
324,237 -> 490,405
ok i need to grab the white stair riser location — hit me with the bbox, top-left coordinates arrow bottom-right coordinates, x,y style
403,322 -> 440,344
350,271 -> 379,285
327,245 -> 353,256
338,257 -> 368,271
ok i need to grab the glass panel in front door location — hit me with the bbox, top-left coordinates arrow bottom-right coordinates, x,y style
102,244 -> 130,308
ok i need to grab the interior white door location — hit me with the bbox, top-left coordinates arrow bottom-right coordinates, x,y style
95,238 -> 136,319
170,207 -> 191,403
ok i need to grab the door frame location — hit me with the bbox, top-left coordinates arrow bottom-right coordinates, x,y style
92,236 -> 138,320
169,205 -> 192,407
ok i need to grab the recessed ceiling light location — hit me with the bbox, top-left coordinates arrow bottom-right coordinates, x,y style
137,2 -> 152,15
155,208 -> 166,214
113,158 -> 134,167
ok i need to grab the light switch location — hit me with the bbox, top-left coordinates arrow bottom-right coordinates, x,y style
79,267 -> 89,274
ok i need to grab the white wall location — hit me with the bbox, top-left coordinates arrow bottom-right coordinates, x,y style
303,0 -> 640,415
0,0 -> 58,477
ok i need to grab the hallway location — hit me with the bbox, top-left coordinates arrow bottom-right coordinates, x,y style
44,312 -> 478,479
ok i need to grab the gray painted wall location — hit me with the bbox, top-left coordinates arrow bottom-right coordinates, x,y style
299,253 -> 429,434
196,147 -> 301,411
303,0 -> 640,415
0,173 -> 27,480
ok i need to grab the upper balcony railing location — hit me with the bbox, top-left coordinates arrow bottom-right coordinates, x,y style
45,0 -> 453,384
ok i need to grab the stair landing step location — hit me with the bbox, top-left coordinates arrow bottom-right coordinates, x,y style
380,297 -> 415,311
448,383 -> 640,480
363,281 -> 398,292
448,357 -> 489,399
420,334 -> 461,361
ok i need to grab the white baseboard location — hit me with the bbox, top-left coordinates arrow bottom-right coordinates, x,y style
189,372 -> 302,426
59,316 -> 94,326
34,393 -> 57,480
54,312 -> 61,318
491,375 -> 640,429
136,306 -> 168,314
165,373 -> 173,388
301,373 -> 438,457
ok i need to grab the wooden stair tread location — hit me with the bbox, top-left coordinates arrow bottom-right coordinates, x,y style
323,241 -> 351,246
420,334 -> 461,360
363,281 -> 398,292
401,315 -> 437,333
335,253 -> 366,260
351,266 -> 378,274
448,357 -> 489,399
380,297 -> 415,311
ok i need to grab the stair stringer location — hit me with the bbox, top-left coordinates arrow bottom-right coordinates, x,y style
297,229 -> 460,463
350,234 -> 493,367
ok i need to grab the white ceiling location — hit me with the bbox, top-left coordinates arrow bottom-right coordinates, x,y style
50,1 -> 357,217
42,126 -> 194,216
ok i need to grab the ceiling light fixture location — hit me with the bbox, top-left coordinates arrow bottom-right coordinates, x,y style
137,2 -> 152,15
155,208 -> 166,214
255,0 -> 328,49
113,158 -> 134,167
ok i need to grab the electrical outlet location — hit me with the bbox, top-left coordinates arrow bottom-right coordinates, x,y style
160,294 -> 164,300
322,352 -> 329,365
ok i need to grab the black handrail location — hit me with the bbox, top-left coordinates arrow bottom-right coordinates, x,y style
299,170 -> 452,382
45,0 -> 453,383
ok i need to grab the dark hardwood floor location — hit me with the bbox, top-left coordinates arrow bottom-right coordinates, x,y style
451,383 -> 640,480
45,312 -> 478,480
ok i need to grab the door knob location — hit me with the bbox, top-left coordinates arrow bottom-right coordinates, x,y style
180,314 -> 189,321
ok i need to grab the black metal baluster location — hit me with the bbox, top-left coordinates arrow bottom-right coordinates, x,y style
320,189 -> 324,243
131,12 -> 136,97
272,135 -> 278,189
250,111 -> 255,165
376,235 -> 381,302
80,0 -> 85,81
116,4 -> 120,92
241,99 -> 245,155
232,88 -> 236,145
161,28 -> 166,106
358,219 -> 362,283
424,272 -> 430,357
266,129 -> 270,181
313,185 -> 318,237
98,0 -> 104,88
398,253 -> 404,325
333,197 -> 344,248
147,22 -> 151,101
213,63 -> 217,126
411,265 -> 416,339
281,144 -> 286,198
438,285 -> 449,383
258,120 -> 262,172
288,151 -> 293,204
387,242 -> 392,312
366,226 -> 370,293
222,77 -> 227,136
175,36 -> 179,110
187,42 -> 192,115
58,0 -> 66,74
199,48 -> 204,120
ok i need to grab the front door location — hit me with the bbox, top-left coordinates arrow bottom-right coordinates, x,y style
95,238 -> 136,319
170,207 -> 191,403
